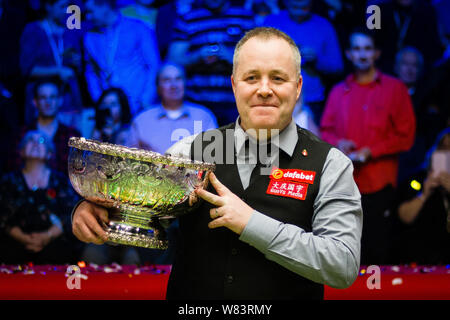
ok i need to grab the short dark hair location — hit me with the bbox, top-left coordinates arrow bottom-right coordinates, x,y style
233,27 -> 301,79
347,26 -> 378,49
32,77 -> 62,99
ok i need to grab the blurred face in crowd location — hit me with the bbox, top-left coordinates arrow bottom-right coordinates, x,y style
396,50 -> 421,86
438,133 -> 450,151
204,0 -> 228,10
231,36 -> 302,133
346,33 -> 380,72
33,83 -> 62,119
396,0 -> 414,7
99,92 -> 122,124
284,0 -> 312,21
85,0 -> 115,26
21,132 -> 52,161
158,64 -> 185,108
45,0 -> 70,24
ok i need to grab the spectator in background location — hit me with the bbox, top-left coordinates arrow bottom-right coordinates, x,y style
263,0 -> 344,124
84,0 -> 161,116
0,130 -> 81,264
292,93 -> 320,137
92,87 -> 132,146
7,78 -> 81,176
375,0 -> 443,75
390,128 -> 450,265
20,0 -> 84,127
320,29 -> 416,265
245,0 -> 280,25
310,0 -> 367,61
129,62 -> 217,265
129,63 -> 218,155
167,0 -> 255,126
120,0 -> 158,30
155,0 -> 196,60
394,47 -> 428,183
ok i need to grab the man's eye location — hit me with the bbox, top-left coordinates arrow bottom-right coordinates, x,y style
245,76 -> 257,81
272,76 -> 285,82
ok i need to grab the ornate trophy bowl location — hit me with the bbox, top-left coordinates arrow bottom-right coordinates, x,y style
68,137 -> 215,249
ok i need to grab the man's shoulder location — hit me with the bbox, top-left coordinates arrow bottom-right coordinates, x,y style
328,79 -> 348,96
184,102 -> 216,118
379,72 -> 408,90
133,106 -> 161,122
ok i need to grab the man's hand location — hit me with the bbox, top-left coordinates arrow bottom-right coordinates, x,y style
195,172 -> 254,235
437,171 -> 450,193
337,139 -> 356,155
72,201 -> 109,244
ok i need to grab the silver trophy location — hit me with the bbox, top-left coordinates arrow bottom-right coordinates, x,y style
68,137 -> 214,249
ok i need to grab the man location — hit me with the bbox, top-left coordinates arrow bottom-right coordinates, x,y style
394,47 -> 427,183
20,0 -> 84,126
263,0 -> 344,124
8,77 -> 81,176
72,27 -> 362,300
320,29 -> 416,265
375,0 -> 442,74
129,63 -> 218,154
84,0 -> 160,116
167,0 -> 255,126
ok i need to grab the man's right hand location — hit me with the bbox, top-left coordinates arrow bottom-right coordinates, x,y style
337,139 -> 356,155
72,201 -> 109,244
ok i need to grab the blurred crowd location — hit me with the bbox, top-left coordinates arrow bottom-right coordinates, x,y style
0,0 -> 448,267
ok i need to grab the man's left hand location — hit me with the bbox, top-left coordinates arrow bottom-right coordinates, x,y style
195,172 -> 254,235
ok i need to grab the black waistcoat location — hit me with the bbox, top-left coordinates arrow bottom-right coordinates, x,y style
166,123 -> 332,300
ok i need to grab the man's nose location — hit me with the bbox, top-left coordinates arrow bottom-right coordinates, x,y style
257,79 -> 273,98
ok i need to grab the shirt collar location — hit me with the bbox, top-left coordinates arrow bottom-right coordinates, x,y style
234,117 -> 298,158
344,69 -> 383,90
156,103 -> 190,119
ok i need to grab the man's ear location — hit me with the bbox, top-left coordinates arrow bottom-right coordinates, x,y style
231,74 -> 236,94
345,50 -> 352,62
296,75 -> 303,101
374,49 -> 381,61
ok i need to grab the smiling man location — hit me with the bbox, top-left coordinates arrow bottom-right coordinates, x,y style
71,27 -> 362,300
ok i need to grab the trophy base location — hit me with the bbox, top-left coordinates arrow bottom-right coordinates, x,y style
104,221 -> 168,249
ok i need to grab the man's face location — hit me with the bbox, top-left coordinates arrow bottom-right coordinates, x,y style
231,37 -> 302,133
346,34 -> 379,72
33,83 -> 62,118
284,0 -> 312,21
396,51 -> 420,85
85,0 -> 111,26
396,0 -> 414,7
46,0 -> 70,23
204,0 -> 228,10
158,65 -> 185,104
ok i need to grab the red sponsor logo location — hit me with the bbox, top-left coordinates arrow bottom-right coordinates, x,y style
266,180 -> 308,201
270,168 -> 316,184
